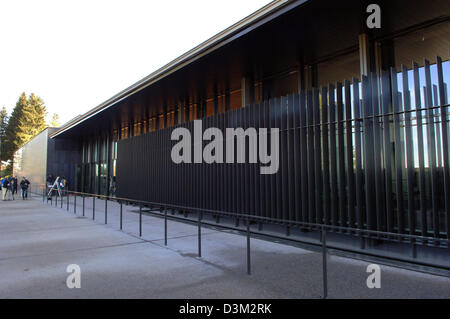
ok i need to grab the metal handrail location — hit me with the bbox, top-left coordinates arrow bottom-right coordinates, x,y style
34,184 -> 450,299
39,186 -> 449,247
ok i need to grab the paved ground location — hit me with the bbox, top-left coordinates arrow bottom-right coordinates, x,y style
0,195 -> 449,299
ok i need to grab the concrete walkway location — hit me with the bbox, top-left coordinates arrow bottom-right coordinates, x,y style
0,196 -> 449,299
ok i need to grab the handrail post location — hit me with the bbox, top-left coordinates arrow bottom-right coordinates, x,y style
139,205 -> 142,237
164,207 -> 167,246
92,196 -> 95,220
120,201 -> 123,230
247,219 -> 251,275
104,196 -> 107,224
198,212 -> 202,257
322,226 -> 328,299
82,195 -> 85,217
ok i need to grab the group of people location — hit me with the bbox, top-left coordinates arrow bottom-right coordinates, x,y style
1,176 -> 30,201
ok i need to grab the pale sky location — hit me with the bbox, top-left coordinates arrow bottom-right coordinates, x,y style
0,0 -> 272,125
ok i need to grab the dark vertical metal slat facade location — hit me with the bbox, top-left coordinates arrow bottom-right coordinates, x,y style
231,109 -> 237,215
258,102 -> 267,219
263,102 -> 271,220
413,63 -> 427,237
306,91 -> 316,223
336,83 -> 346,228
424,60 -> 439,239
275,98 -> 283,220
344,81 -> 355,228
371,73 -> 385,232
433,85 -> 443,170
381,71 -> 394,233
248,104 -> 255,216
352,78 -> 364,232
402,65 -> 416,236
328,85 -> 338,226
243,105 -> 249,217
313,88 -> 323,224
208,115 -> 214,212
253,102 -> 261,219
362,75 -> 376,231
269,100 -> 277,220
288,94 -> 296,222
321,87 -> 330,225
280,96 -> 289,221
299,91 -> 309,224
293,94 -> 301,222
251,104 -> 258,217
436,56 -> 450,240
115,59 -> 449,245
216,112 -> 222,215
195,119 -> 200,210
391,68 -> 405,234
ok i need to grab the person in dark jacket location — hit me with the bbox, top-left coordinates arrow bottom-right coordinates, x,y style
6,177 -> 13,200
20,177 -> 31,200
1,177 -> 8,201
13,176 -> 18,195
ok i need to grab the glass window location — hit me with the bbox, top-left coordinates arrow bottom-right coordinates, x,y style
393,21 -> 450,70
316,50 -> 360,87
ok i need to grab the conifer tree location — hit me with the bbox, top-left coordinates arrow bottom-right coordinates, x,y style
0,107 -> 8,161
2,93 -> 27,160
18,93 -> 47,143
2,92 -> 48,161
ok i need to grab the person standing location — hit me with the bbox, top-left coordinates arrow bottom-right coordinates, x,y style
20,177 -> 31,200
1,177 -> 8,201
6,177 -> 14,200
12,176 -> 18,195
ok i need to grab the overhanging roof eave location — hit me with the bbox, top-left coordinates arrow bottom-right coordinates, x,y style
51,0 -> 309,139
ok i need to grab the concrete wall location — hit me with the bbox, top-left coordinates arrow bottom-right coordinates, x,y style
13,129 -> 49,187
13,127 -> 81,190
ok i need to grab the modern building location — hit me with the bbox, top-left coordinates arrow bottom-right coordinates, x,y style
13,127 -> 79,190
44,0 -> 449,267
